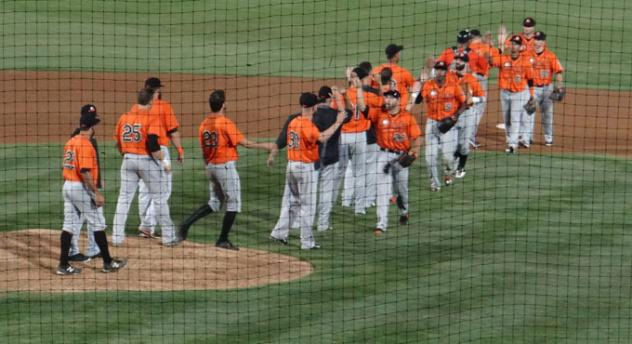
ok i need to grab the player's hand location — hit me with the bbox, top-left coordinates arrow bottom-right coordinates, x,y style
483,31 -> 493,44
176,147 -> 184,164
266,155 -> 274,168
405,103 -> 414,112
498,25 -> 508,47
94,192 -> 105,208
346,67 -> 353,81
163,162 -> 172,174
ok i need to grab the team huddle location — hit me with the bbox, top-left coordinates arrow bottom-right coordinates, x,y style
56,17 -> 565,273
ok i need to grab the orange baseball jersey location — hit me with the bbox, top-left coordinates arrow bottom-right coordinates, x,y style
371,63 -> 415,93
530,48 -> 564,86
198,114 -> 245,164
151,98 -> 180,146
287,115 -> 320,163
367,108 -> 421,152
360,85 -> 409,111
114,105 -> 165,156
448,71 -> 485,97
504,33 -> 536,53
437,47 -> 486,72
468,41 -> 499,77
421,78 -> 467,121
63,134 -> 99,185
341,87 -> 371,133
492,53 -> 535,93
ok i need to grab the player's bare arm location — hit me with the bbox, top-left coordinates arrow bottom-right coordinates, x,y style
169,131 -> 184,163
240,139 -> 275,151
266,146 -> 278,168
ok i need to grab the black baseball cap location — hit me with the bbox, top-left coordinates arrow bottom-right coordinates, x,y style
457,30 -> 471,44
434,61 -> 448,70
510,35 -> 523,45
79,104 -> 100,129
534,31 -> 546,41
352,66 -> 369,80
383,90 -> 401,99
385,44 -> 403,58
470,29 -> 481,37
454,52 -> 469,62
523,17 -> 536,27
318,86 -> 332,100
144,77 -> 164,89
299,92 -> 319,108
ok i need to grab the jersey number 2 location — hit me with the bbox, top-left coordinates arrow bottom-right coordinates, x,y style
122,124 -> 142,142
288,131 -> 300,149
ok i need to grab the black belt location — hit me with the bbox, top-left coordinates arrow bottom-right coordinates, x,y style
535,83 -> 551,87
380,148 -> 403,154
475,73 -> 485,78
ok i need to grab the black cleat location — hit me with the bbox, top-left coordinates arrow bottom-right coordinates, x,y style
216,240 -> 239,251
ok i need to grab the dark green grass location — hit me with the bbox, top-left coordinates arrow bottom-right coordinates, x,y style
1,139 -> 632,343
1,0 -> 632,89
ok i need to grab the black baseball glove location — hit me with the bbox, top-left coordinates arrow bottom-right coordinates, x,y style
437,116 -> 457,134
523,98 -> 536,115
549,87 -> 566,102
383,152 -> 416,174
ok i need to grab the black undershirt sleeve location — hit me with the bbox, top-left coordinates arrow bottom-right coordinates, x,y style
147,134 -> 160,153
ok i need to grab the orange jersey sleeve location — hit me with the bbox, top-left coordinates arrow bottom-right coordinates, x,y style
469,42 -> 494,76
342,88 -> 371,133
152,99 -> 179,146
287,116 -> 320,163
199,115 -> 245,164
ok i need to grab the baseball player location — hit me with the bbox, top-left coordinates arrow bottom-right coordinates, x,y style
137,77 -> 184,239
490,35 -> 536,153
419,61 -> 467,191
57,104 -> 126,275
450,53 -> 485,178
268,92 -> 347,249
467,29 -> 499,147
501,17 -> 538,54
436,30 -> 486,71
372,44 -> 415,108
178,90 -> 274,250
353,81 -> 421,235
112,89 -> 179,246
526,31 -> 565,146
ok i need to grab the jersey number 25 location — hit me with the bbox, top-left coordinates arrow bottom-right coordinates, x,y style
122,124 -> 142,142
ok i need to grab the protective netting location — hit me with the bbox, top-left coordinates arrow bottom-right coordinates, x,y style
1,0 -> 632,342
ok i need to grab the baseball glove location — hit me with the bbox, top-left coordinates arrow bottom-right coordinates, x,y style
549,87 -> 566,102
437,116 -> 457,134
397,152 -> 416,168
523,98 -> 536,115
383,152 -> 416,174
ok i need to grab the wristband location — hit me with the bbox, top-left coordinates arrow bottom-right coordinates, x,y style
177,146 -> 184,157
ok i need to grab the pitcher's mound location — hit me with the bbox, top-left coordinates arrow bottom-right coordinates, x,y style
0,229 -> 313,292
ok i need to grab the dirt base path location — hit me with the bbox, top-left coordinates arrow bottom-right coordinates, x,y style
0,229 -> 313,292
1,70 -> 631,156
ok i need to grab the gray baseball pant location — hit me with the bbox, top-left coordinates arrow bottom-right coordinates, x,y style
376,149 -> 409,231
335,131 -> 367,213
112,154 -> 176,245
317,162 -> 339,231
533,84 -> 554,143
500,89 -> 530,148
207,160 -> 242,212
456,107 -> 477,156
63,181 -> 106,256
471,74 -> 488,142
138,146 -> 171,235
270,161 -> 318,249
425,119 -> 458,188
364,143 -> 379,207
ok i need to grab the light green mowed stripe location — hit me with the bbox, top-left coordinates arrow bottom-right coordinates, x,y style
1,0 -> 632,88
1,139 -> 632,342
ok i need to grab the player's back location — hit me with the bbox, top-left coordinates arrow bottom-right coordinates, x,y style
63,134 -> 97,184
116,105 -> 163,156
198,114 -> 244,164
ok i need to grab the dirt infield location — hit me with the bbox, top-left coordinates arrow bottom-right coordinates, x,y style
0,229 -> 313,292
1,70 -> 631,156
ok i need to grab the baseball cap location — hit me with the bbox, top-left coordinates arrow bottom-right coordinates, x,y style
318,86 -> 332,100
352,66 -> 368,80
79,104 -> 100,129
523,17 -> 536,27
383,90 -> 401,99
534,31 -> 547,41
470,29 -> 481,37
454,52 -> 469,62
299,92 -> 319,108
434,61 -> 448,70
385,44 -> 403,58
144,77 -> 164,89
457,30 -> 471,44
510,35 -> 523,45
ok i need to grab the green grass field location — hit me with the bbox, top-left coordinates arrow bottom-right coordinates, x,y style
2,0 -> 632,342
1,140 -> 632,343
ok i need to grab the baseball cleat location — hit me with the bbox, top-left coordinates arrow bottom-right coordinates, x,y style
102,259 -> 127,273
162,238 -> 183,247
355,209 -> 367,215
444,175 -> 454,186
544,141 -> 553,147
469,139 -> 481,149
455,169 -> 466,178
519,141 -> 530,148
505,146 -> 515,154
317,226 -> 332,232
270,236 -> 288,245
399,214 -> 409,225
216,240 -> 239,251
430,184 -> 440,192
373,228 -> 384,237
301,243 -> 321,250
138,228 -> 160,239
56,264 -> 81,275
69,253 -> 90,262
